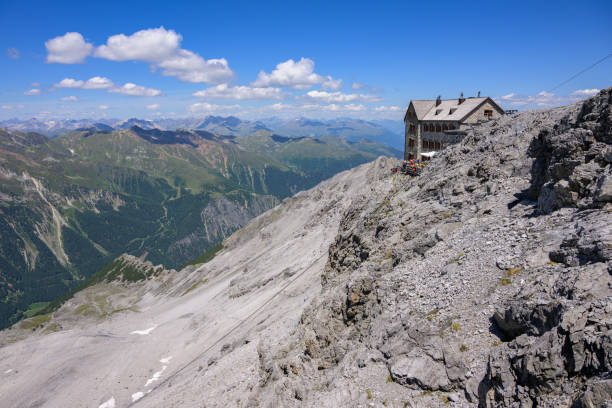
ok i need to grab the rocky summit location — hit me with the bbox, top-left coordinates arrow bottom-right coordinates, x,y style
0,88 -> 611,407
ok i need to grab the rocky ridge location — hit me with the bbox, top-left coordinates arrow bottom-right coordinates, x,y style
0,88 -> 610,407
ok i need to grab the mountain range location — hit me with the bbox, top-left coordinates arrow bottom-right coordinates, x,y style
0,115 -> 404,149
0,88 -> 609,407
0,125 -> 400,329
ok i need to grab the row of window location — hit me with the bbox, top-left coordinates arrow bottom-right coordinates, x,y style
407,139 -> 442,150
424,123 -> 456,132
424,140 -> 441,150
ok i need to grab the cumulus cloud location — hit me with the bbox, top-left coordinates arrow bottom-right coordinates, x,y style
94,27 -> 180,62
252,58 -> 341,90
351,83 -> 364,90
156,50 -> 233,83
24,89 -> 41,95
571,89 -> 600,97
55,76 -> 114,89
61,96 -> 79,102
55,77 -> 160,96
146,104 -> 160,110
45,32 -> 93,63
93,27 -> 233,84
305,90 -> 381,103
322,103 -> 366,112
321,77 -> 343,91
43,27 -> 233,84
109,83 -> 162,96
82,76 -> 114,89
498,88 -> 600,108
55,78 -> 85,88
98,105 -> 109,110
6,48 -> 19,59
193,84 -> 283,100
188,102 -> 240,113
374,105 -> 402,112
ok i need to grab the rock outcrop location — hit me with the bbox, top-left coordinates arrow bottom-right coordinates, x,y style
0,88 -> 610,408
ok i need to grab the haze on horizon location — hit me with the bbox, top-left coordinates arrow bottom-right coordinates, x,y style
0,0 -> 610,122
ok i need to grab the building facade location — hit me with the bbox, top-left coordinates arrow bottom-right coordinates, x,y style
404,94 -> 505,160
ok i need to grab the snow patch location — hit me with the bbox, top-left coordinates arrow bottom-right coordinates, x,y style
130,325 -> 157,335
159,356 -> 172,364
4,369 -> 12,374
145,365 -> 167,387
98,397 -> 115,408
131,392 -> 144,402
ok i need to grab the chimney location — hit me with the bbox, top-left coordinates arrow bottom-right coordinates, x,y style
436,95 -> 441,106
458,92 -> 465,105
477,91 -> 481,97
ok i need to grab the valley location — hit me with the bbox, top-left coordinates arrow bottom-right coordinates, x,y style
0,125 -> 400,329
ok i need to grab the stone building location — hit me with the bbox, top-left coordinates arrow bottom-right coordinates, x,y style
404,93 -> 505,160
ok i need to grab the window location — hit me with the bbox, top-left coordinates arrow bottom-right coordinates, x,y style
423,124 -> 428,131
484,109 -> 493,119
409,138 -> 415,147
443,125 -> 448,131
422,140 -> 426,148
409,124 -> 415,133
436,125 -> 441,132
435,142 -> 441,150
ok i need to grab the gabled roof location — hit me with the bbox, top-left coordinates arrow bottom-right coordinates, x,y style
405,97 -> 504,122
410,100 -> 436,119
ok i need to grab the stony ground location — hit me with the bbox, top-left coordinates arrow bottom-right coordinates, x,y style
0,88 -> 610,408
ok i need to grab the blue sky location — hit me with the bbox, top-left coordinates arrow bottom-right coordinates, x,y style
0,0 -> 610,121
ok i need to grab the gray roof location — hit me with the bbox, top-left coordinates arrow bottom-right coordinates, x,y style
409,97 -> 496,122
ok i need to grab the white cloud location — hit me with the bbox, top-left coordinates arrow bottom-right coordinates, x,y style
321,77 -> 343,91
351,83 -> 364,90
95,27 -> 181,62
374,105 -> 402,112
1,105 -> 12,110
83,76 -> 114,89
146,104 -> 160,110
45,32 -> 93,64
30,82 -> 40,87
193,84 -> 283,100
6,48 -> 19,59
323,103 -> 366,112
305,90 -> 381,103
98,105 -> 109,110
571,89 -> 599,97
252,58 -> 341,90
55,77 -> 161,96
156,50 -> 233,83
24,89 -> 41,95
61,96 -> 79,102
188,102 -> 240,113
498,89 -> 600,108
55,76 -> 114,90
55,78 -> 85,88
93,27 -> 233,84
109,83 -> 162,96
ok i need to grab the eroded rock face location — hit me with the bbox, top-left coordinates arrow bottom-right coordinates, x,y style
251,88 -> 612,407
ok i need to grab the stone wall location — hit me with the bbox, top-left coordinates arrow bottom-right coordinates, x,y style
463,100 -> 504,124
